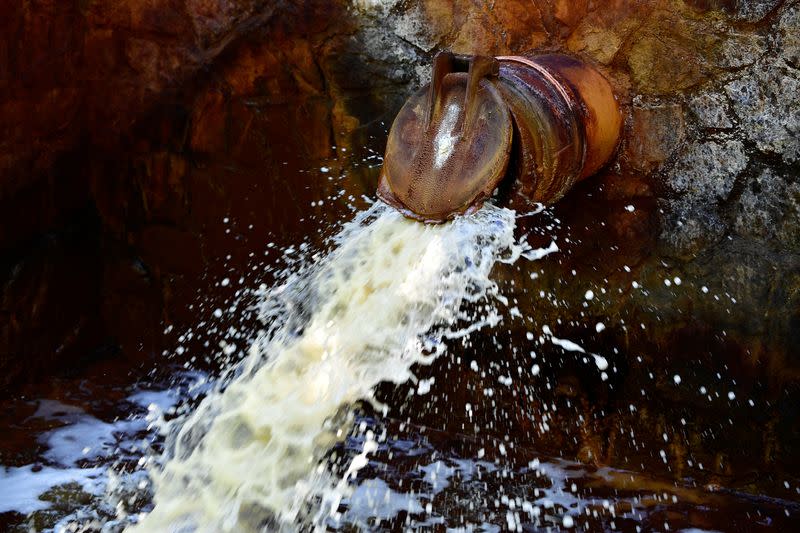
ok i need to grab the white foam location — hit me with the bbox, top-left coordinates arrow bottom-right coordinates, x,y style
43,418 -> 123,466
542,326 -> 608,371
420,460 -> 457,493
0,465 -> 104,514
341,478 -> 423,522
0,395 -> 161,519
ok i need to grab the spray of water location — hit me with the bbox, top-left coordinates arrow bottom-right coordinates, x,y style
130,202 -> 549,531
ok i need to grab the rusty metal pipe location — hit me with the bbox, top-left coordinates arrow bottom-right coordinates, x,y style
377,52 -> 622,223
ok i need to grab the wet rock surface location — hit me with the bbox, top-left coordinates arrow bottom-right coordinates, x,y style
0,0 -> 799,521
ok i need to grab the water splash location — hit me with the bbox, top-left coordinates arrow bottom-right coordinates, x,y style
131,202 -> 543,531
2,200 -> 795,532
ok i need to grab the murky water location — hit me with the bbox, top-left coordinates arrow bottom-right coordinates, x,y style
1,175 -> 798,531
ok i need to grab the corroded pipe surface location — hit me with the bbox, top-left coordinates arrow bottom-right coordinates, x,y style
377,55 -> 513,223
378,52 -> 622,223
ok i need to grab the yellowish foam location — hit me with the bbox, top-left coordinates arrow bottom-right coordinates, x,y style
131,203 -> 525,532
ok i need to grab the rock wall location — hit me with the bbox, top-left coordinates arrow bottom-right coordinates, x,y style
0,0 -> 326,384
1,0 -> 799,410
0,0 -> 280,201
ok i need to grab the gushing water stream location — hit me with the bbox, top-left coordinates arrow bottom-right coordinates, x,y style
2,200 -> 795,532
132,202 -> 547,531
